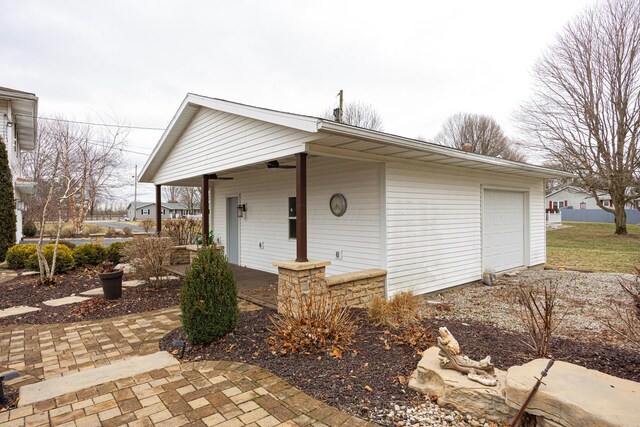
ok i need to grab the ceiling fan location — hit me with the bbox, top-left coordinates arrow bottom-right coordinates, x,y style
205,173 -> 234,180
266,160 -> 296,169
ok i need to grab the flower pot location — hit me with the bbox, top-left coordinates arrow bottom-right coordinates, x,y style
99,270 -> 123,300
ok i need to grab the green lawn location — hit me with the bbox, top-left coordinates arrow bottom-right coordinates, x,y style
546,222 -> 640,273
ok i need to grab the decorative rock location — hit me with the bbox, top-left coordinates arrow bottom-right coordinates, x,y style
42,296 -> 90,307
409,347 -> 517,423
114,263 -> 134,274
0,305 -> 41,318
149,275 -> 178,281
506,358 -> 640,427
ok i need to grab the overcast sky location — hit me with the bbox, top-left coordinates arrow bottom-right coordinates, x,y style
2,0 -> 592,203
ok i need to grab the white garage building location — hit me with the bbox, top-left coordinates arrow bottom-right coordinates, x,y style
140,94 -> 570,296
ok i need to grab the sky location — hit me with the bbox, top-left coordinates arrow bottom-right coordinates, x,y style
1,0 -> 593,204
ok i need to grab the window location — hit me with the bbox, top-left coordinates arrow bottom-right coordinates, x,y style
580,202 -> 586,209
161,209 -> 166,215
552,201 -> 558,209
140,208 -> 150,215
288,197 -> 296,239
558,201 -> 564,208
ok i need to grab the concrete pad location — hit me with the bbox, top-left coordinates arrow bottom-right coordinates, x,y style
0,305 -> 41,318
19,351 -> 180,406
506,359 -> 640,427
79,288 -> 104,296
42,296 -> 91,307
20,271 -> 39,276
122,279 -> 145,287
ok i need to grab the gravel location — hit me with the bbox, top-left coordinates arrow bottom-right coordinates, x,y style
369,403 -> 495,427
426,269 -> 637,347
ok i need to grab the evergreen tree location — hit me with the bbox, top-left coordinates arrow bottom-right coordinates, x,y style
0,137 -> 16,261
180,246 -> 238,344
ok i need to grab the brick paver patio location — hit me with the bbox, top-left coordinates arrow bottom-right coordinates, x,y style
0,305 -> 372,426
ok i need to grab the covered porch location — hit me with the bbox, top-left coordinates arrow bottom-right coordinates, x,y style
166,263 -> 278,309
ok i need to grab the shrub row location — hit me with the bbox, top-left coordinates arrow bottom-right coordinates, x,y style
5,241 -> 125,271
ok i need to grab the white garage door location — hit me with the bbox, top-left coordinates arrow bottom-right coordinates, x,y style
483,190 -> 525,272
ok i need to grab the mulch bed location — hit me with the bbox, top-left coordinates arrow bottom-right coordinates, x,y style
0,270 -> 182,326
159,308 -> 640,420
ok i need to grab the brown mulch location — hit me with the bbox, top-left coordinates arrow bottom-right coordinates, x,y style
159,308 -> 640,419
0,384 -> 18,412
0,270 -> 182,326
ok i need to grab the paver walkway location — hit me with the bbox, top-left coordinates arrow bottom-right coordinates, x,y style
0,307 -> 372,426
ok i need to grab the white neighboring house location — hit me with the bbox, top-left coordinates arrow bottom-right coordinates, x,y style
126,201 -> 200,220
0,87 -> 37,243
139,94 -> 571,295
545,186 -> 636,210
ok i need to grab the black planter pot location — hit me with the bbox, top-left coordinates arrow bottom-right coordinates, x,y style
99,270 -> 123,300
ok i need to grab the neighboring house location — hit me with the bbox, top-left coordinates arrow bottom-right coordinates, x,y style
0,87 -> 38,243
139,94 -> 570,295
545,186 -> 636,210
126,201 -> 200,219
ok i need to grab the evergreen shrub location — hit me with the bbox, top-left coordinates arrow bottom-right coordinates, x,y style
26,243 -> 75,273
180,245 -> 238,344
105,242 -> 126,264
72,244 -> 106,266
0,137 -> 16,262
6,244 -> 37,269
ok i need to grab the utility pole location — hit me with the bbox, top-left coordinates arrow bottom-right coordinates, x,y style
338,89 -> 343,123
133,164 -> 137,220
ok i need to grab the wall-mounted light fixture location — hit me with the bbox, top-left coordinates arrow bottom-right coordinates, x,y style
3,114 -> 13,128
237,203 -> 246,218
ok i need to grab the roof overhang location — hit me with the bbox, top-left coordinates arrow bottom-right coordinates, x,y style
0,87 -> 38,150
140,94 -> 574,183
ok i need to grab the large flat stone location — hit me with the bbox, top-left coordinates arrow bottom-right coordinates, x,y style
409,347 -> 517,423
79,287 -> 104,296
123,279 -> 145,287
506,359 -> 640,427
0,305 -> 41,318
42,296 -> 90,306
19,351 -> 180,406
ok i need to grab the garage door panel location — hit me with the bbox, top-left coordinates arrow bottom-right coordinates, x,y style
483,190 -> 525,272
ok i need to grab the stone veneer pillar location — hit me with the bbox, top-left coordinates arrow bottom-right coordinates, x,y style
272,259 -> 331,313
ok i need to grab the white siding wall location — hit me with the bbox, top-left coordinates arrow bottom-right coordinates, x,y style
212,157 -> 383,276
154,108 -> 316,184
385,162 -> 545,296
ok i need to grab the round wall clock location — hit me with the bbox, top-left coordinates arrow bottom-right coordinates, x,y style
330,193 -> 347,217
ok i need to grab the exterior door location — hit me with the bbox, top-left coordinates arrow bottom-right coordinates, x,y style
226,197 -> 239,264
483,190 -> 525,272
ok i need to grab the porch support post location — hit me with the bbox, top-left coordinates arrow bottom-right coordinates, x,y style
295,153 -> 308,262
201,175 -> 210,246
155,184 -> 162,235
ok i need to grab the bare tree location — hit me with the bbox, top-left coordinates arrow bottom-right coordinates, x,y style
519,0 -> 640,234
323,101 -> 384,131
163,186 -> 180,203
178,187 -> 201,213
435,113 -> 526,162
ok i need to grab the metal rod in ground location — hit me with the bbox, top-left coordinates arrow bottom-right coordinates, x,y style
510,358 -> 555,427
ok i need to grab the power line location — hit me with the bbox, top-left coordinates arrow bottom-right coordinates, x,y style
17,114 -> 166,131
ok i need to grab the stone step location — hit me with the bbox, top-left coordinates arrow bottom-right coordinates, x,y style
42,296 -> 90,307
19,351 -> 180,406
0,305 -> 41,318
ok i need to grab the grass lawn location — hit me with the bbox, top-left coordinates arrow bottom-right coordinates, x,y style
547,222 -> 640,273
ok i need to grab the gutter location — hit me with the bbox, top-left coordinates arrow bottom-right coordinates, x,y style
317,120 -> 574,179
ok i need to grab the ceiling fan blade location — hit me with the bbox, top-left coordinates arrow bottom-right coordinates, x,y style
207,174 -> 234,180
267,160 -> 295,169
217,177 -> 234,180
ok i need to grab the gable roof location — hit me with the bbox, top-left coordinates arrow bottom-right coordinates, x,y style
0,86 -> 38,150
140,93 -> 574,183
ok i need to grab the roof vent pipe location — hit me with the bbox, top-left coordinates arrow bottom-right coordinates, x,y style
462,143 -> 473,153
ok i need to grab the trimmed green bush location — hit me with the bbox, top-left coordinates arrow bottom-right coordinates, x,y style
6,244 -> 37,269
23,220 -> 37,238
0,137 -> 16,262
180,246 -> 239,344
26,244 -> 75,273
58,240 -> 76,249
72,244 -> 106,266
105,242 -> 125,264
